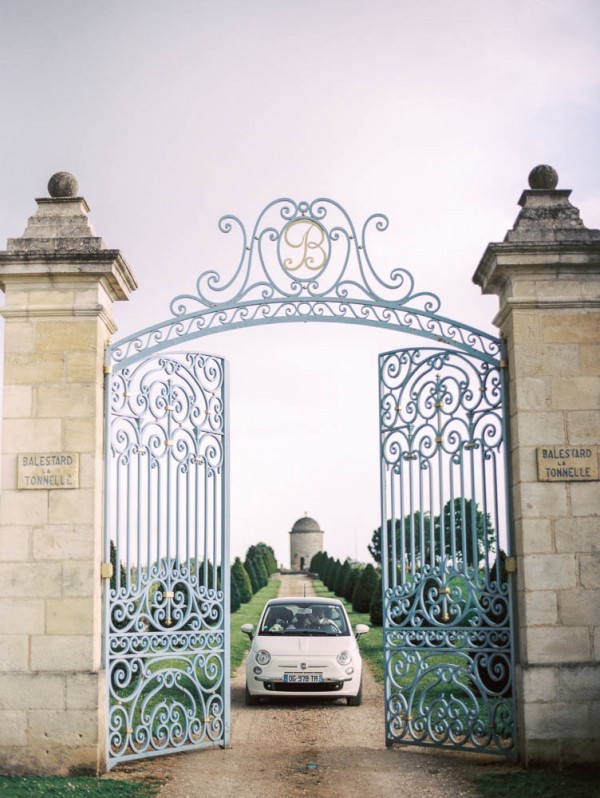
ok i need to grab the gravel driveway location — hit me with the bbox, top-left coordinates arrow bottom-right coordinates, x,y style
114,574 -> 509,797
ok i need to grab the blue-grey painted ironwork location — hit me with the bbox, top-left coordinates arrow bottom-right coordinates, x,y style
103,352 -> 229,769
102,197 -> 514,765
108,198 -> 501,370
379,347 -> 516,755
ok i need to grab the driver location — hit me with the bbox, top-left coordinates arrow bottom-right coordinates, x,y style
309,606 -> 338,629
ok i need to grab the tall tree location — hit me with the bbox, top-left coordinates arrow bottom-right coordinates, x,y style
232,557 -> 252,603
368,499 -> 494,571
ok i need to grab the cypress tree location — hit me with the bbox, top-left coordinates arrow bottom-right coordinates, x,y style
321,556 -> 334,588
335,559 -> 352,597
230,568 -> 241,613
327,559 -> 341,591
352,563 -> 378,613
344,566 -> 361,603
255,555 -> 269,588
309,551 -> 323,573
244,557 -> 260,594
318,552 -> 329,580
232,557 -> 252,603
369,574 -> 383,626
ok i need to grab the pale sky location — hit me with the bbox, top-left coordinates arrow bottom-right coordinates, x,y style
0,1 -> 599,566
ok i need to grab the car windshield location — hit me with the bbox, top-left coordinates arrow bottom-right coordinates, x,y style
259,602 -> 350,636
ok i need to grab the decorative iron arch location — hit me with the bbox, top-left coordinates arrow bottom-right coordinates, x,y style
107,198 -> 502,370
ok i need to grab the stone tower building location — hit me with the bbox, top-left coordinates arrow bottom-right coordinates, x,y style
289,516 -> 324,571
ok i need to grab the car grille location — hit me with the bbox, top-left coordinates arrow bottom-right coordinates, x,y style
264,681 -> 344,693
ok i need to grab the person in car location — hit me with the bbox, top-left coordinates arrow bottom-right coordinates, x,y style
309,606 -> 339,630
288,613 -> 311,630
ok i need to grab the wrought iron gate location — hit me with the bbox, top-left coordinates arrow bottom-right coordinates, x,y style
103,351 -> 229,769
379,346 -> 516,755
101,196 -> 517,766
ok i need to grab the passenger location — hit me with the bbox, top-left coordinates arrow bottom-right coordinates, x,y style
289,613 -> 311,630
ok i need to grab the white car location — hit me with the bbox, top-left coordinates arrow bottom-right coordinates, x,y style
241,596 -> 369,706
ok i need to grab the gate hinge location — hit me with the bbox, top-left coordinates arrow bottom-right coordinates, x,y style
499,359 -> 508,369
104,364 -> 113,375
505,556 -> 517,574
101,562 -> 114,579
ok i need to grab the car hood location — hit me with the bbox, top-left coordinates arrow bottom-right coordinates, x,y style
253,634 -> 355,655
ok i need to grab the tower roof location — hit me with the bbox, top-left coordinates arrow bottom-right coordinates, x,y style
290,516 -> 322,533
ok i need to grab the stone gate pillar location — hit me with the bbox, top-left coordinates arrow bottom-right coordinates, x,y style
0,173 -> 137,774
474,165 -> 600,766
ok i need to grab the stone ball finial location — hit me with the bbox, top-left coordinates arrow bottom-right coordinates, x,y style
47,172 -> 79,198
528,164 -> 559,190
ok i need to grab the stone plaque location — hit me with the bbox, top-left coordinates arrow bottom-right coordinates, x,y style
18,452 -> 79,489
537,446 -> 598,482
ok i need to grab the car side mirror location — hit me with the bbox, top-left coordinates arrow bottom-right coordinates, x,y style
355,623 -> 370,639
241,623 -> 254,639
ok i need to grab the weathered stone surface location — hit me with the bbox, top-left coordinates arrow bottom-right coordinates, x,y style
66,673 -> 99,710
47,172 -> 79,198
580,553 -> 600,589
0,711 -> 27,746
524,701 -> 588,739
46,598 -> 94,635
515,518 -> 553,554
528,165 -> 559,190
0,599 -> 44,635
516,482 -> 569,519
62,561 -> 95,598
48,489 -> 95,525
0,562 -> 62,598
559,589 -> 600,626
29,708 -> 98,747
1,418 -> 62,453
0,673 -> 66,710
542,311 -> 600,344
521,665 -> 557,703
524,590 -> 558,626
3,353 -> 66,385
557,664 -> 600,701
31,636 -> 94,671
33,524 -> 94,561
521,554 -> 576,591
555,516 -> 600,553
526,626 -> 590,664
0,525 -> 29,561
570,483 -> 600,517
551,376 -> 600,410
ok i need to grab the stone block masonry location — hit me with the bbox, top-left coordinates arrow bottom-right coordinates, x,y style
474,164 -> 600,767
0,172 -> 136,775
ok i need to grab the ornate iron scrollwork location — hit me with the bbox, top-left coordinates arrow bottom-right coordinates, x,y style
109,198 -> 501,370
105,353 -> 228,767
379,348 -> 515,755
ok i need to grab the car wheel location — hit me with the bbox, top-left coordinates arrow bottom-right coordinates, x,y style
347,680 -> 362,706
245,683 -> 260,706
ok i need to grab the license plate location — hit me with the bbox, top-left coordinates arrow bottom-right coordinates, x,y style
283,673 -> 323,683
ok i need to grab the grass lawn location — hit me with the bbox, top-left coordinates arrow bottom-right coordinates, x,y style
0,776 -> 158,797
472,768 -> 600,798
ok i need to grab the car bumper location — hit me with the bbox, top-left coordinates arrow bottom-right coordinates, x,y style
246,663 -> 362,698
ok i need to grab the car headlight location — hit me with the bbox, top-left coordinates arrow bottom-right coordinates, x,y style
337,650 -> 352,666
256,649 -> 271,666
